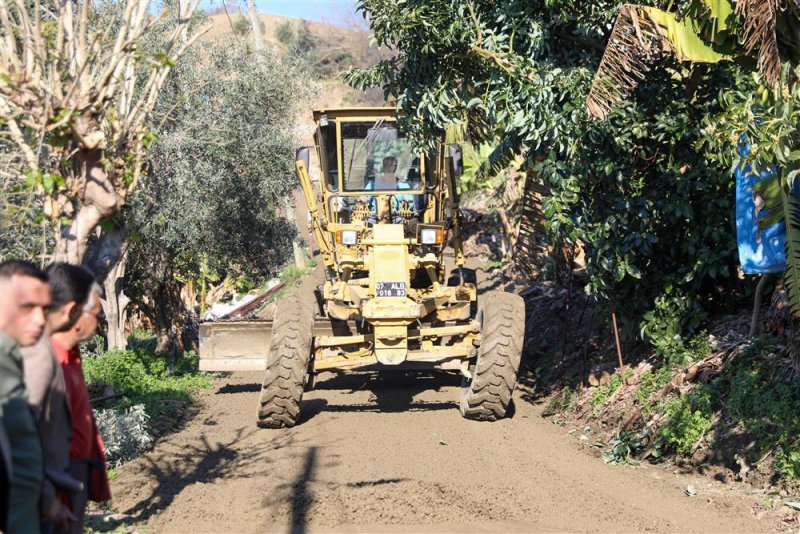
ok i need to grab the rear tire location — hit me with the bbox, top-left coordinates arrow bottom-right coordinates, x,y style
257,297 -> 313,428
460,291 -> 524,421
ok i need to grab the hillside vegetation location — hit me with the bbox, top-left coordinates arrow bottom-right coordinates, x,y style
203,11 -> 387,108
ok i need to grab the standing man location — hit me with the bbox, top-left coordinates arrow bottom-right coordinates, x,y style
21,263 -> 93,532
0,260 -> 50,534
50,277 -> 111,534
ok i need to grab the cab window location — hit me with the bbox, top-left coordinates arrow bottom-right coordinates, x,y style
341,121 -> 423,193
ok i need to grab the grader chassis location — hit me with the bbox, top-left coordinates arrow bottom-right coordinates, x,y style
199,107 -> 525,426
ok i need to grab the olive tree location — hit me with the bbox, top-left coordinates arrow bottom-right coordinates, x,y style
122,41 -> 314,353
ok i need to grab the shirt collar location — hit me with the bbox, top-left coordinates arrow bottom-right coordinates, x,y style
50,338 -> 79,364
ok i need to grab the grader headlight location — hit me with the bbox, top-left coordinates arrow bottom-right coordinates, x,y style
419,227 -> 444,246
336,229 -> 358,246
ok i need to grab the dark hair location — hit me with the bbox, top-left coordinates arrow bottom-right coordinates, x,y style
0,260 -> 48,282
45,263 -> 96,328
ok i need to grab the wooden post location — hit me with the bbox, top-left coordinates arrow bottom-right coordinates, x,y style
612,312 -> 625,381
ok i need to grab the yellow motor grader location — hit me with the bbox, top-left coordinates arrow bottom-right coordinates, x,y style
199,107 -> 525,426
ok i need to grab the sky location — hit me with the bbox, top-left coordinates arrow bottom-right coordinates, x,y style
200,0 -> 364,27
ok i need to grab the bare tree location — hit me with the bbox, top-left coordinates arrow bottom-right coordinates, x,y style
0,0 -> 205,265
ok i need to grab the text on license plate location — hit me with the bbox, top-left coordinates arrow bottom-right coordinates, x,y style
376,282 -> 407,297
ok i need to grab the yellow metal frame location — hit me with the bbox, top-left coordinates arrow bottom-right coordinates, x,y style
296,107 -> 473,373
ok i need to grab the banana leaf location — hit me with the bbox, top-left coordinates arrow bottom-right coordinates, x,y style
641,6 -> 731,62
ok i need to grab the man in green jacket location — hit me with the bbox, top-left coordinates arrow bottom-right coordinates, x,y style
0,260 -> 51,534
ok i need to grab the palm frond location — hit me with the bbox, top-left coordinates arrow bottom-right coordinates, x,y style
735,0 -> 784,86
587,4 -> 665,119
587,4 -> 730,119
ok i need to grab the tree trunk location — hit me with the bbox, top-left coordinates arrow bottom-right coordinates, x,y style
153,277 -> 186,355
102,251 -> 130,350
82,224 -> 130,349
54,149 -> 121,264
293,239 -> 305,269
246,0 -> 265,50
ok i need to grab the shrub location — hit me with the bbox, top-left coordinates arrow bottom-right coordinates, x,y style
721,339 -> 800,481
94,404 -> 153,467
83,347 -> 212,425
232,14 -> 264,36
656,387 -> 715,456
275,20 -> 294,45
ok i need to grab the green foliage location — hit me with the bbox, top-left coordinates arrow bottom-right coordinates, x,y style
0,135 -> 54,262
656,386 -> 715,456
277,19 -> 353,78
275,20 -> 294,45
232,14 -> 265,36
590,368 -> 633,412
84,330 -> 211,467
83,346 -> 212,422
542,385 -> 578,416
648,337 -> 800,481
782,183 -> 800,317
701,65 -> 800,318
602,428 -> 649,464
124,39 -> 313,336
635,368 -> 671,408
94,404 -> 153,467
720,339 -> 800,481
350,0 -> 746,344
655,331 -> 713,367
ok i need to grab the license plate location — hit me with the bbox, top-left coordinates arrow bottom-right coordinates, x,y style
376,281 -> 407,297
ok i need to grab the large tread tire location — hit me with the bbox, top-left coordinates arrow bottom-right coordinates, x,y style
460,291 -> 524,421
257,296 -> 313,428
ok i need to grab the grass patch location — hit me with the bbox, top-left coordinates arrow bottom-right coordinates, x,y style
634,368 -> 671,412
655,386 -> 715,456
543,385 -> 579,416
84,347 -> 212,423
260,259 -> 318,307
83,331 -> 213,467
648,336 -> 799,483
590,368 -> 632,413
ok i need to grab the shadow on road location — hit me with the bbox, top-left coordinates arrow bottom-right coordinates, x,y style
299,371 -> 461,423
289,446 -> 316,534
119,428 -> 299,523
216,382 -> 261,394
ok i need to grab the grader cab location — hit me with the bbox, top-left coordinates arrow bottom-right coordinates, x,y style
199,107 -> 525,427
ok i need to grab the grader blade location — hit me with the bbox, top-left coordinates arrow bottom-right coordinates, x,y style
198,318 -> 338,372
199,320 -> 274,372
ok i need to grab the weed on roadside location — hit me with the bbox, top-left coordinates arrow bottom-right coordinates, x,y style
654,386 -> 715,456
543,385 -> 579,416
590,368 -> 632,413
84,333 -> 213,466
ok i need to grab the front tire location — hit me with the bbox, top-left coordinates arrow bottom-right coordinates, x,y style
460,291 -> 525,421
257,297 -> 313,428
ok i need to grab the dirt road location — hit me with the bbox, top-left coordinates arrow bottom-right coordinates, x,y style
109,365 -> 773,533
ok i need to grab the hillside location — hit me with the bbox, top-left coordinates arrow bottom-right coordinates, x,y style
202,11 -> 387,109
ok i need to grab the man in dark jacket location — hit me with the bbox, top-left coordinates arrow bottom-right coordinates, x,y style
21,263 -> 95,532
0,260 -> 50,534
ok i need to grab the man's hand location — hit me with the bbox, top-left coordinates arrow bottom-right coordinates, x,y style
54,503 -> 77,528
45,500 -> 77,528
